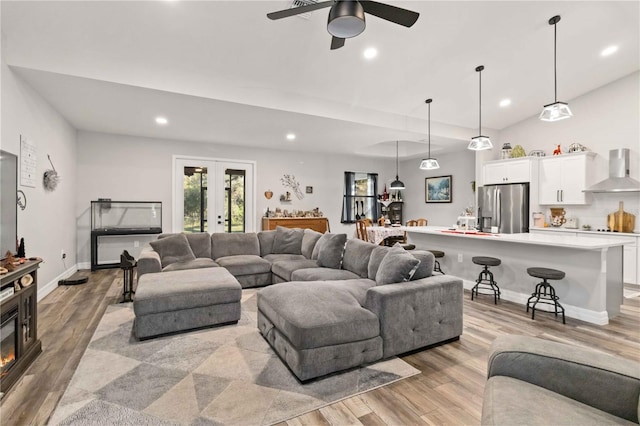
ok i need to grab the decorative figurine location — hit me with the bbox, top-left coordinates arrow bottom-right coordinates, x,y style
17,238 -> 25,258
553,144 -> 562,155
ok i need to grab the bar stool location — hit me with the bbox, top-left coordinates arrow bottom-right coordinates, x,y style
471,256 -> 501,304
120,250 -> 137,303
427,250 -> 446,275
526,267 -> 566,324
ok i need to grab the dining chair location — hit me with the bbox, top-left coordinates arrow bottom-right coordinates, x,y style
406,219 -> 418,227
362,218 -> 373,227
377,216 -> 386,226
356,219 -> 369,242
416,218 -> 428,226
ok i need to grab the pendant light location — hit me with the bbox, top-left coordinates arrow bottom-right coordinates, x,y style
468,65 -> 493,151
540,15 -> 572,122
420,99 -> 439,170
390,141 -> 405,190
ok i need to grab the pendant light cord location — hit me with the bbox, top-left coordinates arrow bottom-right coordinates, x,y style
428,101 -> 431,156
479,69 -> 482,135
554,20 -> 558,102
396,140 -> 399,178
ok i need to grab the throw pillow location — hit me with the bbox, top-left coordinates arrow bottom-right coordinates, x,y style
301,229 -> 323,259
375,246 -> 420,285
409,250 -> 435,280
367,245 -> 391,280
272,226 -> 304,255
315,233 -> 347,269
149,233 -> 196,267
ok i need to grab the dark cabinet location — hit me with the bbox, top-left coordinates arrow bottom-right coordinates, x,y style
383,202 -> 403,224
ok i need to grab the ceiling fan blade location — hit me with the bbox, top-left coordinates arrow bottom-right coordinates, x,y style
267,1 -> 333,20
360,0 -> 419,27
330,36 -> 345,50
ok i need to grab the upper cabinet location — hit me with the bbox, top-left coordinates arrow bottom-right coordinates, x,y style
483,158 -> 533,185
538,152 -> 595,205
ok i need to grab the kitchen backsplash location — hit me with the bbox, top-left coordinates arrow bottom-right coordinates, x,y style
550,192 -> 639,232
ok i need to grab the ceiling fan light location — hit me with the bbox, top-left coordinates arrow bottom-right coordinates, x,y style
419,158 -> 440,170
468,136 -> 493,151
327,1 -> 366,38
390,177 -> 405,190
539,101 -> 573,122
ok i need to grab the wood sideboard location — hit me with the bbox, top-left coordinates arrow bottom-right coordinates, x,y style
262,217 -> 329,233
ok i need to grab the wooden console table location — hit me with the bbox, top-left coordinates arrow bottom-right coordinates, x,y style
0,259 -> 42,395
262,217 -> 329,233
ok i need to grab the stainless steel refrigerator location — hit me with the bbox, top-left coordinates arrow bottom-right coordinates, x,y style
477,183 -> 529,234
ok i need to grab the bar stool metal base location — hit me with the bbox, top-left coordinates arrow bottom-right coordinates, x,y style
120,251 -> 137,303
471,265 -> 501,304
527,280 -> 565,324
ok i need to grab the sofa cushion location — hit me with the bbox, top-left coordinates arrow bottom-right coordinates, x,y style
301,229 -> 323,259
257,280 -> 380,349
375,246 -> 420,285
367,246 -> 391,280
184,233 -> 212,259
482,376 -> 635,426
312,233 -> 347,269
257,230 -> 276,257
215,255 -> 272,276
272,226 -> 304,255
211,233 -> 260,259
291,267 -> 360,281
271,259 -> 319,281
149,234 -> 196,267
409,250 -> 435,280
342,238 -> 378,278
162,258 -> 219,272
263,254 -> 306,263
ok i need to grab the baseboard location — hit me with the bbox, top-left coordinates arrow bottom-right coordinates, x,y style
39,265 -> 78,301
77,262 -> 91,271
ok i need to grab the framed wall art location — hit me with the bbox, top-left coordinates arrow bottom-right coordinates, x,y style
425,175 -> 452,203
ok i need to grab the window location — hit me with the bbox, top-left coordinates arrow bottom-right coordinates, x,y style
341,172 -> 379,224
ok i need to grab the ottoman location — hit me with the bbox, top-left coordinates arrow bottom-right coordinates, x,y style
134,267 -> 242,339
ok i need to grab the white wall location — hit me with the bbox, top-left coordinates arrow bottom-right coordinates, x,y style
400,150 -> 477,227
1,57 -> 78,298
76,131 -> 395,266
496,71 -> 640,231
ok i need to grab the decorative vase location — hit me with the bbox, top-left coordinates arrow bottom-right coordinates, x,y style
264,190 -> 273,200
549,208 -> 566,227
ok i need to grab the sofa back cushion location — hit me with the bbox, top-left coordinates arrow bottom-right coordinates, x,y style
149,234 -> 196,267
184,233 -> 212,259
312,233 -> 347,269
301,229 -> 323,259
257,230 -> 276,257
342,238 -> 378,278
375,246 -> 420,285
272,226 -> 304,255
409,250 -> 435,280
211,233 -> 260,259
368,246 -> 391,280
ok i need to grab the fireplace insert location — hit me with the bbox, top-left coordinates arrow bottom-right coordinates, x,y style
0,307 -> 18,378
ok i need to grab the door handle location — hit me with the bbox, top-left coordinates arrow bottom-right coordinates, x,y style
561,190 -> 563,202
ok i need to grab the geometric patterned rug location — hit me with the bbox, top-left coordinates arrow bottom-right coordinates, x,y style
50,289 -> 420,425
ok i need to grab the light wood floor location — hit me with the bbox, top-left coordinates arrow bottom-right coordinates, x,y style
2,269 -> 639,425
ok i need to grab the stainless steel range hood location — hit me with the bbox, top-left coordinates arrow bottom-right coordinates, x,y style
583,148 -> 640,193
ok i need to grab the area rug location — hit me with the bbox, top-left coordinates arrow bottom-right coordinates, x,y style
50,290 -> 419,425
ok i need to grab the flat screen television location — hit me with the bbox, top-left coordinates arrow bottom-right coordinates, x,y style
0,150 -> 18,260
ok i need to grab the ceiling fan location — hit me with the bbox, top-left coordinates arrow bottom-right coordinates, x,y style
267,0 -> 419,50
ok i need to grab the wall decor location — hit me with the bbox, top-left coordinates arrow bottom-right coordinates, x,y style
306,186 -> 313,194
264,190 -> 273,200
280,174 -> 304,200
43,154 -> 60,191
426,175 -> 452,203
20,135 -> 36,188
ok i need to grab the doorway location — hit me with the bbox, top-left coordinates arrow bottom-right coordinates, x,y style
173,156 -> 255,233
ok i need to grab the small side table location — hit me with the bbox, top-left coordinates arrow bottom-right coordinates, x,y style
120,251 -> 136,302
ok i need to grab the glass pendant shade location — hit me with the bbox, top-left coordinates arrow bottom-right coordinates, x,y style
468,136 -> 493,151
539,101 -> 573,122
420,158 -> 440,170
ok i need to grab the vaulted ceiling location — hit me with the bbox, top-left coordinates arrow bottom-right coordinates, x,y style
2,1 -> 638,158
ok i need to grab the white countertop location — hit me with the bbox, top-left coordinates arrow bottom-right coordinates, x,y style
402,226 -> 634,249
529,226 -> 639,236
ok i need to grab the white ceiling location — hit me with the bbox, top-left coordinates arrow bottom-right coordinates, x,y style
2,1 -> 639,158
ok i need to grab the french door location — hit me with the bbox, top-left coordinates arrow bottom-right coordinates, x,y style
173,156 -> 255,233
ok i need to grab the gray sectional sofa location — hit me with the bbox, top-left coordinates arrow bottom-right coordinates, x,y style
137,226 -> 463,380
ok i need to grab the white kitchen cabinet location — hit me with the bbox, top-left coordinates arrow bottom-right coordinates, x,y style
483,158 -> 532,185
538,152 -> 595,205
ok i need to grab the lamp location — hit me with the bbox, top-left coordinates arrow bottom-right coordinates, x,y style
420,99 -> 440,170
540,15 -> 572,122
468,65 -> 493,151
390,140 -> 405,190
327,1 -> 366,39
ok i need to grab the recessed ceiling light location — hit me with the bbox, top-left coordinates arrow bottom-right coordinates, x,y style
499,99 -> 511,107
155,116 -> 168,125
601,45 -> 618,57
363,47 -> 378,60
286,133 -> 296,141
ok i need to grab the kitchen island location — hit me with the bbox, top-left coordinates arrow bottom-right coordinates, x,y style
404,226 -> 634,325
